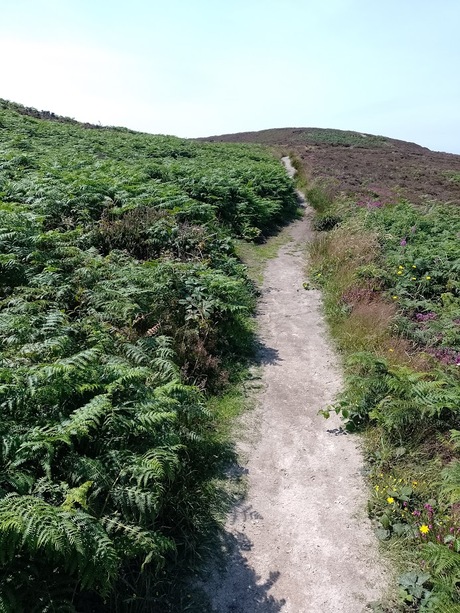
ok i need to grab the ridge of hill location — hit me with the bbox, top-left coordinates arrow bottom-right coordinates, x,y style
202,126 -> 426,151
0,97 -> 132,132
201,127 -> 460,206
5,98 -> 460,207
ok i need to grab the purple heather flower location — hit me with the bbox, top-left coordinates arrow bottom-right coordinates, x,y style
357,199 -> 382,208
427,347 -> 460,365
400,238 -> 407,246
415,312 -> 437,322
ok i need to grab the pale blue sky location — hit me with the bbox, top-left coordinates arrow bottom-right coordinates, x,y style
1,0 -> 459,153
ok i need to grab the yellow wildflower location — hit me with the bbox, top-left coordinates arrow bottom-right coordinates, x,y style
387,497 -> 395,504
389,348 -> 394,352
412,265 -> 417,268
392,296 -> 398,300
426,276 -> 431,280
397,271 -> 403,275
412,481 -> 418,486
411,277 -> 416,280
398,265 -> 404,269
419,524 -> 430,534
374,485 -> 379,492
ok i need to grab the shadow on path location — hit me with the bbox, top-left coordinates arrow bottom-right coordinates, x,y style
204,527 -> 287,613
196,336 -> 287,612
253,341 -> 281,366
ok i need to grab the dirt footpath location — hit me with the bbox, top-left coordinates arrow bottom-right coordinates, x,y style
203,163 -> 387,612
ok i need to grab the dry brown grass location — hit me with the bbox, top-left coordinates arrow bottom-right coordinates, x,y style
327,222 -> 379,265
310,221 -> 380,294
339,301 -> 396,352
309,219 -> 431,370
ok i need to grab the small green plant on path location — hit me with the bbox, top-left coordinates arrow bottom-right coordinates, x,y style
235,225 -> 294,284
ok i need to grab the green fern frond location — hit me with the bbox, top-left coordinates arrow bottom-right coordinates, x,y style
57,347 -> 101,370
424,541 -> 460,579
102,515 -> 175,569
41,310 -> 69,335
449,430 -> 460,450
423,542 -> 460,606
16,426 -> 71,479
61,481 -> 93,512
124,447 -> 181,486
118,341 -> 150,366
110,485 -> 161,520
69,456 -> 112,497
0,495 -> 119,593
442,460 -> 460,503
62,394 -> 112,439
0,436 -> 35,495
149,357 -> 178,382
136,409 -> 177,430
18,334 -> 72,359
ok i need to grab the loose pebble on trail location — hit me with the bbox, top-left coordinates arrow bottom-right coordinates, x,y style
203,158 -> 387,612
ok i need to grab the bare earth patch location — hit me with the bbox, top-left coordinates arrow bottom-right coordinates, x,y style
202,182 -> 388,611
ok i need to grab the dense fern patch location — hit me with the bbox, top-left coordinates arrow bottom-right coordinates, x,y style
0,101 -> 298,611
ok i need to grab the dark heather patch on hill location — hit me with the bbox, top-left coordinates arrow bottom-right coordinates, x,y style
201,127 -> 460,206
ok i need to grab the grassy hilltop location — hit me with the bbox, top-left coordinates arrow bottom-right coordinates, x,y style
0,101 -> 298,612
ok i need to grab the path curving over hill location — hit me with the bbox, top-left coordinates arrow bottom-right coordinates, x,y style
203,161 -> 387,612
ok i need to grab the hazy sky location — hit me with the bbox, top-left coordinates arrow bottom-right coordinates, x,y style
1,0 -> 459,153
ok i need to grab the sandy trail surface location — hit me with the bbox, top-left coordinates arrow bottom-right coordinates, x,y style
203,159 -> 386,612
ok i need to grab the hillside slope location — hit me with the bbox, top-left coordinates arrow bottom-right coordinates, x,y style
0,101 -> 298,612
202,127 -> 460,206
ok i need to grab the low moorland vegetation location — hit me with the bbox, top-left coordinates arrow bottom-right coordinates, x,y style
204,127 -> 389,149
306,173 -> 460,611
208,126 -> 460,207
0,101 -> 298,612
